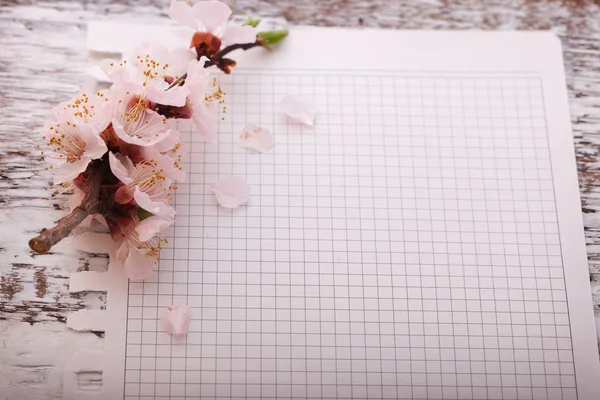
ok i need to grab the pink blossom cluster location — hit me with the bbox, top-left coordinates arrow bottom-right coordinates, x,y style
39,0 -> 260,279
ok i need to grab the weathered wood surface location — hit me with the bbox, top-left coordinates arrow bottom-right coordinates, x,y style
2,0 -> 600,398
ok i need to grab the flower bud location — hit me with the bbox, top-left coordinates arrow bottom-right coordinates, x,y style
242,16 -> 261,28
257,29 -> 289,49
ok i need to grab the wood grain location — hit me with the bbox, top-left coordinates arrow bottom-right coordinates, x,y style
2,0 -> 600,397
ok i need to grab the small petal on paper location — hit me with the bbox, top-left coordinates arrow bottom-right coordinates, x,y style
280,94 -> 317,126
238,124 -> 274,153
160,305 -> 191,336
212,175 -> 251,209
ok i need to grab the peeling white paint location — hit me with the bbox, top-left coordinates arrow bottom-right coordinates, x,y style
3,0 -> 600,396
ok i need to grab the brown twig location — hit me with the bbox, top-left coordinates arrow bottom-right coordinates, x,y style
204,40 -> 261,68
28,161 -> 104,254
30,39 -> 264,253
166,39 -> 262,90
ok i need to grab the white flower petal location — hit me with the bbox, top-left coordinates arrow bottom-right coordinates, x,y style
134,189 -> 176,221
168,0 -> 199,30
191,100 -> 216,142
237,124 -> 274,153
220,25 -> 257,47
192,0 -> 232,33
135,214 -> 174,242
212,175 -> 250,209
78,125 -> 108,160
145,146 -> 186,182
280,94 -> 317,127
146,85 -> 190,108
165,47 -> 196,80
152,129 -> 181,153
186,59 -> 211,92
160,305 -> 191,336
100,59 -> 129,84
53,157 -> 91,184
108,152 -> 134,185
133,43 -> 169,67
122,244 -> 156,280
112,117 -> 170,147
51,91 -> 113,133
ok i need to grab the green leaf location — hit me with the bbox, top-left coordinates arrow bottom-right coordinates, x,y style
137,207 -> 154,221
257,29 -> 289,48
242,16 -> 261,28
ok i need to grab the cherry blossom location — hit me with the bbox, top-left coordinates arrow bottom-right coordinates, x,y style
112,215 -> 172,279
160,305 -> 191,336
73,215 -> 171,280
51,91 -> 113,133
280,94 -> 317,126
102,44 -> 195,107
108,152 -> 176,219
29,0 -> 289,270
169,0 -> 257,49
42,120 -> 108,184
237,124 -> 274,152
212,175 -> 251,208
111,91 -> 174,147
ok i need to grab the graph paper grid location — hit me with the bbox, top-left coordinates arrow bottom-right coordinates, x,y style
122,71 -> 577,400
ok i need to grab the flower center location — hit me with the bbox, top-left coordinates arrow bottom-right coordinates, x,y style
46,123 -> 85,162
137,53 -> 172,87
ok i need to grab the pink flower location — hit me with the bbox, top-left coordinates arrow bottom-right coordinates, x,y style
144,146 -> 186,183
169,0 -> 257,48
51,91 -> 113,133
108,152 -> 177,218
42,121 -> 108,184
114,215 -> 173,279
160,305 -> 191,336
71,217 -> 170,280
102,44 -> 195,107
111,91 -> 175,147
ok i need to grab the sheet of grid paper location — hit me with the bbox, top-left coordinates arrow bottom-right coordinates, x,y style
84,25 -> 600,400
121,71 -> 584,400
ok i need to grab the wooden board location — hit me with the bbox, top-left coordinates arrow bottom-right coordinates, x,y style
2,0 -> 600,397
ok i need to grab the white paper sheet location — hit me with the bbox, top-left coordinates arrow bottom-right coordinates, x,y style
67,23 -> 600,400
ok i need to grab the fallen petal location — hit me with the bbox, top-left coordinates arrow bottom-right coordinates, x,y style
280,94 -> 317,126
160,305 -> 191,336
212,175 -> 250,209
237,124 -> 274,153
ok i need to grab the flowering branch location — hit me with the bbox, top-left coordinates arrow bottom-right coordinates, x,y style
28,0 -> 288,280
204,40 -> 261,72
167,40 -> 262,88
29,161 -> 104,254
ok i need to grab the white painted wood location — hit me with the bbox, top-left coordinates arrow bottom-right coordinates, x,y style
2,0 -> 600,397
